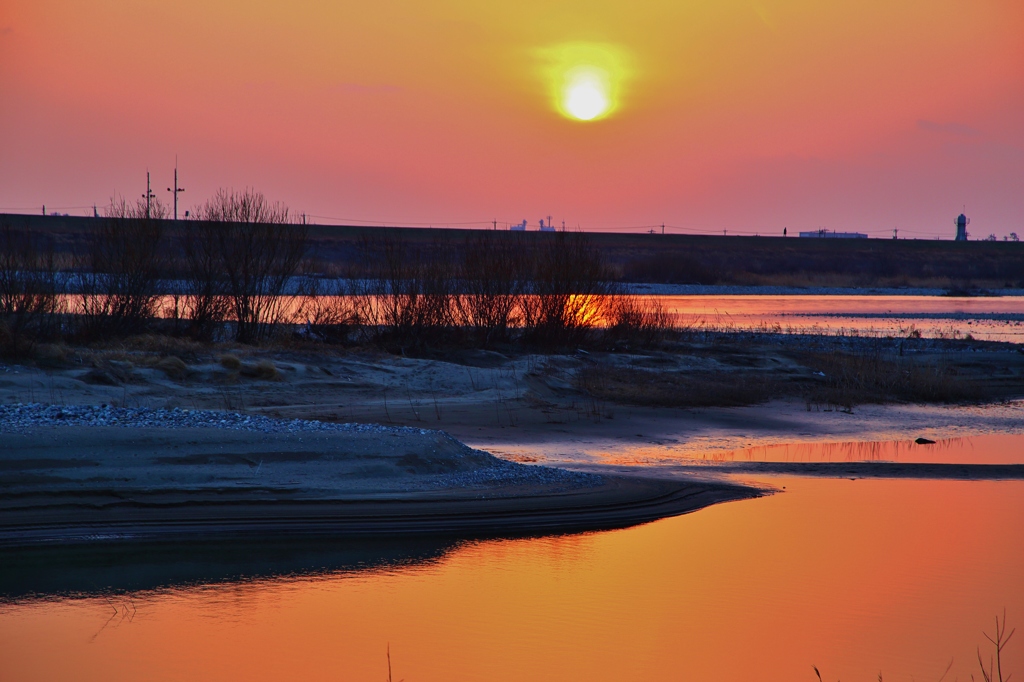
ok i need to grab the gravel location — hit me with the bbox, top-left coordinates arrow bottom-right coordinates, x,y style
0,403 -> 437,436
430,458 -> 603,492
0,403 -> 604,490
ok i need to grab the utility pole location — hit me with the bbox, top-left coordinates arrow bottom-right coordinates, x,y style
893,228 -> 898,240
167,159 -> 184,220
493,220 -> 497,231
143,171 -> 156,219
661,223 -> 665,235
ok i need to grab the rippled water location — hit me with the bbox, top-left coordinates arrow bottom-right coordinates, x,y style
708,434 -> 1024,464
2,439 -> 1023,681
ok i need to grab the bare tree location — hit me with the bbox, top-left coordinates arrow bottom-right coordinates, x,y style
293,270 -> 358,344
195,188 -> 308,343
179,219 -> 230,341
353,235 -> 462,350
105,194 -> 169,221
76,198 -> 164,338
356,235 -> 424,347
0,221 -> 64,355
521,231 -> 614,348
416,238 -> 458,332
457,232 -> 529,348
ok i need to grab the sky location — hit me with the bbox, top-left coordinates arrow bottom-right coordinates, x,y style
1,0 -> 1022,237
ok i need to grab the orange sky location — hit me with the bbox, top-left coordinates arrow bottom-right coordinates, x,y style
1,0 -> 1022,236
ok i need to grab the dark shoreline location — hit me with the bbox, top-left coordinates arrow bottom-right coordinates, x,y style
0,474 -> 760,549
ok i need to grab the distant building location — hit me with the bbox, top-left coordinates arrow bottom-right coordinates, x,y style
539,218 -> 555,232
955,213 -> 969,241
799,229 -> 867,239
510,219 -> 527,231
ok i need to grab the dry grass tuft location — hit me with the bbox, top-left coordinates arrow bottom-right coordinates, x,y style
240,359 -> 282,381
578,365 -> 779,408
32,343 -> 70,368
82,359 -> 136,386
219,354 -> 242,371
154,356 -> 189,381
112,334 -> 206,358
802,350 -> 982,410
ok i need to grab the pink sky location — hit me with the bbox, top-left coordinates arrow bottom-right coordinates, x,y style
1,0 -> 1022,237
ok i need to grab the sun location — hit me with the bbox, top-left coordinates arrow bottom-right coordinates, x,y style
563,68 -> 611,121
536,42 -> 631,122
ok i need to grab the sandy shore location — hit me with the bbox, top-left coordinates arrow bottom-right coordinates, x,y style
3,346 -> 1021,456
2,343 -> 1021,550
0,421 -> 759,548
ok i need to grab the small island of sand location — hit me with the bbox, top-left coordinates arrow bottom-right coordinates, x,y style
0,405 -> 759,547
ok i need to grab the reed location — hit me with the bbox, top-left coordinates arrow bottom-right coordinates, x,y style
812,611 -> 1013,682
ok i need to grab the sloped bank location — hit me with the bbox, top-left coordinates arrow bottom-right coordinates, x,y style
0,405 -> 759,547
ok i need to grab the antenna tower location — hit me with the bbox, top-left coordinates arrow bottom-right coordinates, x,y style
143,171 -> 156,219
167,158 -> 184,220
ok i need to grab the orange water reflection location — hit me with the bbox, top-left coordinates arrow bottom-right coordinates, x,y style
657,294 -> 1024,341
55,292 -> 1024,341
2,478 -> 1021,681
713,434 -> 1024,464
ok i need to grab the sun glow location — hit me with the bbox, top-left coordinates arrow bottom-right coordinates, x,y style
537,43 -> 631,122
563,68 -> 611,120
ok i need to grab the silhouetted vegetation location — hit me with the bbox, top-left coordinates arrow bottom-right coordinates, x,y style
977,610 -> 1015,682
578,365 -> 780,408
800,349 -> 981,409
74,199 -> 164,339
575,336 -> 1024,410
345,230 -> 646,352
813,611 -> 1013,682
521,231 -> 615,348
178,215 -> 230,341
457,232 -> 530,348
0,220 -> 63,356
193,188 -> 309,343
6,206 -> 1023,409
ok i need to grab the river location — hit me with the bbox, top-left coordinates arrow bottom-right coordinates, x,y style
2,435 -> 1022,681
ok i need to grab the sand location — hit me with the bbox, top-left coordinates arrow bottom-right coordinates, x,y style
2,346 -> 1021,549
0,423 -> 759,548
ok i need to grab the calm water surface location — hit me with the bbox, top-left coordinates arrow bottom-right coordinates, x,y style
661,294 -> 1024,341
2,443 -> 1023,681
84,293 -> 1024,341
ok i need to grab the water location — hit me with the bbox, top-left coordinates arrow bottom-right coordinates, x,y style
61,292 -> 1024,341
1,475 -> 1021,681
660,294 -> 1024,341
710,433 -> 1024,464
